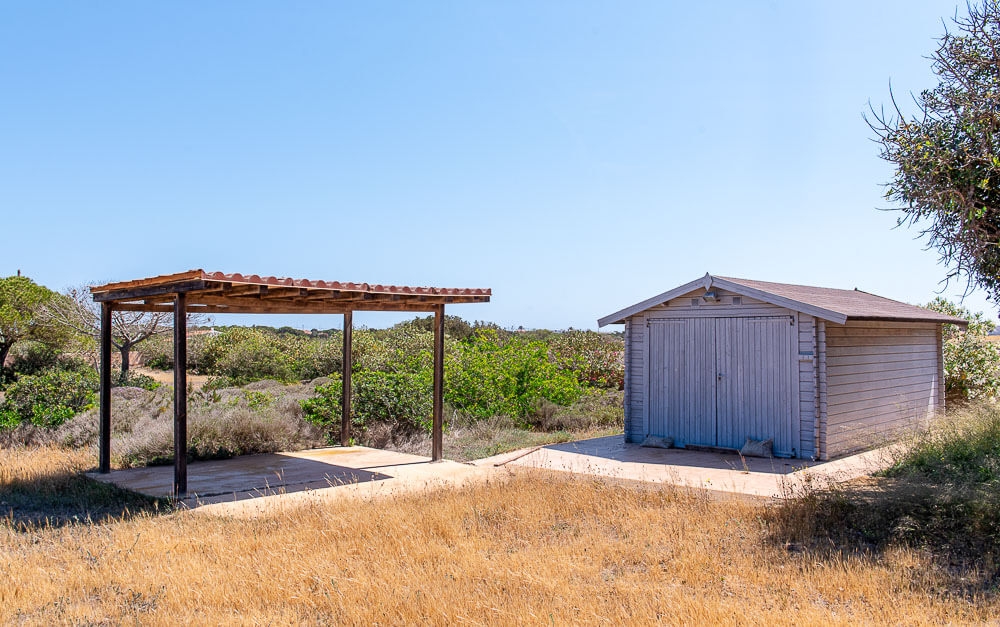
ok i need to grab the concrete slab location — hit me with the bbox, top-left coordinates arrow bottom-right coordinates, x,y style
481,435 -> 894,498
88,446 -> 502,515
88,437 -> 895,517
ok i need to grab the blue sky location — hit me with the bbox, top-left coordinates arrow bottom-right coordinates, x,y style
2,1 -> 992,330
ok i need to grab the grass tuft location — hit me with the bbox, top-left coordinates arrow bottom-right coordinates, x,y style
0,446 -> 166,529
1,447 -> 997,624
767,403 -> 1000,594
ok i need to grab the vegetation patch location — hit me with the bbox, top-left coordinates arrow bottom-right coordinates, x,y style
1,451 -> 996,624
768,402 -> 1000,594
0,447 -> 166,529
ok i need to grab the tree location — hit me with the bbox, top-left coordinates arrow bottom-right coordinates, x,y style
926,297 -> 1000,402
0,275 -> 59,378
869,1 -> 1000,298
43,286 -> 188,383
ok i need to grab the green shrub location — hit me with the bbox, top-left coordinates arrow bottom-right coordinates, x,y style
885,403 -> 1000,484
111,370 -> 161,391
301,370 -> 434,440
298,335 -> 344,379
7,342 -> 61,377
354,370 -> 433,431
301,376 -> 344,438
352,327 -> 440,374
0,368 -> 98,428
445,329 -> 583,420
547,330 -> 625,389
195,327 -> 298,384
926,298 -> 1000,402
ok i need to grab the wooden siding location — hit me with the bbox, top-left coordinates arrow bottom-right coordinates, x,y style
825,321 -> 940,457
797,315 -> 817,459
624,318 -> 646,443
623,320 -> 632,441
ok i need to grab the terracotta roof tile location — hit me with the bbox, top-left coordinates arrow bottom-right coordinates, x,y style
92,269 -> 491,298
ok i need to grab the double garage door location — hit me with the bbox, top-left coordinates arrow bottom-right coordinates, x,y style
647,316 -> 795,456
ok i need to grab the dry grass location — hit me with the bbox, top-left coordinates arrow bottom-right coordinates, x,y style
1,447 -> 997,624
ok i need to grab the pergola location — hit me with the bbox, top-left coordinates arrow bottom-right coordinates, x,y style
90,270 -> 491,496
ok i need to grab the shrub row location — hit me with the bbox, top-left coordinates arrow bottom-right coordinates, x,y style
140,322 -> 623,392
4,319 -> 624,447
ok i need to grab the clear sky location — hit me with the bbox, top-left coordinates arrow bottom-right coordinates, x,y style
2,1 -> 994,330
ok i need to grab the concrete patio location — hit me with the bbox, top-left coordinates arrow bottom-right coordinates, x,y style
474,435 -> 894,498
88,436 -> 893,516
88,446 -> 499,515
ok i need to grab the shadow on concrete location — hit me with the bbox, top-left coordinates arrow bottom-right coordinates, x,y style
544,435 -> 818,475
91,453 -> 393,506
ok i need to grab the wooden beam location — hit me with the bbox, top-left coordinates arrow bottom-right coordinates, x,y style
92,279 -> 207,303
98,302 -> 113,474
114,296 -> 487,315
260,287 -> 307,300
341,310 -> 353,448
224,284 -> 264,297
305,290 -> 366,301
432,304 -> 444,462
173,293 -> 188,497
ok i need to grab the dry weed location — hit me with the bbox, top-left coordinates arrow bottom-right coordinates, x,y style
1,447 -> 996,624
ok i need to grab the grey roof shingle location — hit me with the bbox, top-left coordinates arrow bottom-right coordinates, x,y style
717,276 -> 964,324
598,273 -> 968,326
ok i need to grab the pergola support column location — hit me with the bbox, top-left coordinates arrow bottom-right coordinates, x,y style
432,304 -> 445,462
341,310 -> 353,447
98,302 -> 113,474
173,293 -> 188,496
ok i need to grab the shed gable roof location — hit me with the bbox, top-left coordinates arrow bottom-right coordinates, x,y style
597,273 -> 967,327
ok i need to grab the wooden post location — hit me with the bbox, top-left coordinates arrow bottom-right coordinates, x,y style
173,293 -> 188,496
98,302 -> 113,474
341,310 -> 353,447
432,305 -> 444,461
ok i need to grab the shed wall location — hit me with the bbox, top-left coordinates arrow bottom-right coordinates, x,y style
824,320 -> 941,457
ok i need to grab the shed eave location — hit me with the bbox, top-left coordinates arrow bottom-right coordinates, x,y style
598,273 -> 850,327
846,315 -> 968,327
598,275 -> 712,327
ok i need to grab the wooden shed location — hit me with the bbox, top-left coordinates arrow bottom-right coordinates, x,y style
598,274 -> 966,460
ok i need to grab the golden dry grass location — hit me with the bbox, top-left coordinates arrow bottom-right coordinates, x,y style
1,446 -> 997,625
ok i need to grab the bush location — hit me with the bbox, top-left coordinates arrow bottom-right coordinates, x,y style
445,329 -> 584,420
195,327 -> 298,384
548,330 -> 625,389
56,382 -> 326,467
354,370 -> 433,432
0,368 -> 99,428
112,370 -> 161,391
885,402 -> 1000,484
301,376 -> 345,438
925,298 -> 1000,403
5,342 -> 93,380
7,342 -> 61,377
298,335 -> 343,379
301,370 -> 434,442
526,389 -> 625,432
351,327 -> 440,374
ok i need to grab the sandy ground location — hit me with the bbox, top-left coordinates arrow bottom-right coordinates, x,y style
133,367 -> 211,390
